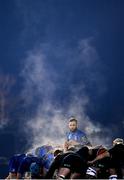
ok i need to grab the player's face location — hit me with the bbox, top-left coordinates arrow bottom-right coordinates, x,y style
68,121 -> 77,132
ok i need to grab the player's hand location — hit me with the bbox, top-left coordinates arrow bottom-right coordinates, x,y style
69,140 -> 79,145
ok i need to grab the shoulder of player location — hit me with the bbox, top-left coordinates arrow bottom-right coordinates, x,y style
76,129 -> 86,136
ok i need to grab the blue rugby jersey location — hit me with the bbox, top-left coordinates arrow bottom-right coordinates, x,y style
8,154 -> 26,173
66,129 -> 90,146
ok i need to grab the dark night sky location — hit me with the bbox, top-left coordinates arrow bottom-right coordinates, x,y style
0,0 -> 123,177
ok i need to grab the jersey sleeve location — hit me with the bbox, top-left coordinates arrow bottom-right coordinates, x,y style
65,132 -> 69,141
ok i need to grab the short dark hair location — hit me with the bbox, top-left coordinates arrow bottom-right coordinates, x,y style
54,149 -> 63,156
69,117 -> 77,123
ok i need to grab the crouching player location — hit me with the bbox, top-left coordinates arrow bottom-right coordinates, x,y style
5,153 -> 26,179
16,155 -> 43,179
46,146 -> 89,179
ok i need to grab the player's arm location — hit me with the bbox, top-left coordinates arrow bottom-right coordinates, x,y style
88,151 -> 110,165
63,132 -> 70,152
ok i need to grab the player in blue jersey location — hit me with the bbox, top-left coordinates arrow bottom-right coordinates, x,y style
5,153 -> 26,179
33,145 -> 53,158
16,155 -> 43,179
64,117 -> 91,151
42,151 -> 55,172
29,161 -> 45,179
29,151 -> 55,178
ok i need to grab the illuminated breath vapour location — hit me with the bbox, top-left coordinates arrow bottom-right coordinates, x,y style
21,39 -> 112,151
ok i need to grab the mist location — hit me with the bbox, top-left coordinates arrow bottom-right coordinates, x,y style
20,39 -> 112,152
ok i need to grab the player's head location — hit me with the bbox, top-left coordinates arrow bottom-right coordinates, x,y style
54,149 -> 63,157
113,138 -> 124,146
68,116 -> 77,132
30,162 -> 40,175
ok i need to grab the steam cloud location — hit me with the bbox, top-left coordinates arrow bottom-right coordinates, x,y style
21,38 -> 111,151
